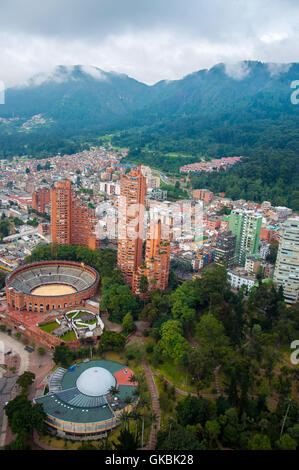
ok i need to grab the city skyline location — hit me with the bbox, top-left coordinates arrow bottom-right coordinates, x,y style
0,1 -> 298,455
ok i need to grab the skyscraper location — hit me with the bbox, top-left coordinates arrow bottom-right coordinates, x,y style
117,166 -> 170,294
133,219 -> 170,296
117,165 -> 146,286
51,179 -> 72,245
274,216 -> 299,304
32,185 -> 51,214
229,209 -> 262,265
51,179 -> 99,249
214,230 -> 236,268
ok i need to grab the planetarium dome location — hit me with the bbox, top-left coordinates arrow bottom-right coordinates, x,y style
76,367 -> 116,397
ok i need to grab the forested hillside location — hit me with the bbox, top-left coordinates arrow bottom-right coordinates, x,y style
1,61 -> 298,207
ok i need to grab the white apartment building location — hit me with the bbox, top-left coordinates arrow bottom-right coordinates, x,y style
228,268 -> 256,291
274,216 -> 299,304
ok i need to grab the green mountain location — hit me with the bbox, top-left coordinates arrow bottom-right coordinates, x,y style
111,61 -> 299,210
1,61 -> 298,132
0,61 -> 298,208
0,65 -> 150,126
112,60 -> 299,147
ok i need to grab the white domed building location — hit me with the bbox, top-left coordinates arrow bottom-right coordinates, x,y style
34,359 -> 138,439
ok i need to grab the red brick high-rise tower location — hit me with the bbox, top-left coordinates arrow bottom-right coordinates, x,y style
51,179 -> 99,249
117,165 -> 146,286
51,179 -> 72,245
117,166 -> 170,294
32,186 -> 51,213
133,219 -> 170,296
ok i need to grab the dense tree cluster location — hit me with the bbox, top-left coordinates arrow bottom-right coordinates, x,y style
0,219 -> 10,240
98,330 -> 126,353
0,270 -> 6,289
140,265 -> 298,450
25,243 -> 117,279
25,245 -> 299,450
4,371 -> 46,450
100,281 -> 139,323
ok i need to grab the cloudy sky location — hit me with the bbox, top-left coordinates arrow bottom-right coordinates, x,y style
0,0 -> 299,86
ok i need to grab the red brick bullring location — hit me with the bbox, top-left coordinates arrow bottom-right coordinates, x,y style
5,261 -> 100,314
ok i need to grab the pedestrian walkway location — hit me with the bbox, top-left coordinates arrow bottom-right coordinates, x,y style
142,360 -> 160,450
214,365 -> 222,394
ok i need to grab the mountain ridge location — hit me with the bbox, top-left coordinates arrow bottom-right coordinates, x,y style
0,60 -> 298,163
2,60 -> 298,123
0,61 -> 298,210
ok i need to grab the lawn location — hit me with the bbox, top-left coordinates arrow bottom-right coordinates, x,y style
67,311 -> 97,327
40,321 -> 59,333
60,330 -> 77,342
96,350 -> 127,364
165,152 -> 194,158
74,311 -> 97,320
66,311 -> 78,319
154,374 -> 184,428
75,320 -> 97,328
277,344 -> 296,367
152,359 -> 197,393
38,431 -> 113,450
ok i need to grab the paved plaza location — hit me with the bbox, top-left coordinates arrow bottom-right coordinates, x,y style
0,330 -> 54,447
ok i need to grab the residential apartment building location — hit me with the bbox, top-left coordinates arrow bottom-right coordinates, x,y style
117,165 -> 146,286
51,179 -> 100,250
117,166 -> 171,294
273,216 -> 299,304
214,230 -> 236,268
32,185 -> 51,213
229,209 -> 262,266
245,253 -> 261,274
228,268 -> 256,291
193,189 -> 214,204
205,217 -> 221,232
133,219 -> 170,296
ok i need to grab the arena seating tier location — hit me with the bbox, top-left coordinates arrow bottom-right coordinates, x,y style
9,264 -> 97,294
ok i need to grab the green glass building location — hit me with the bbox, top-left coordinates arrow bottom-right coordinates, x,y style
229,209 -> 262,266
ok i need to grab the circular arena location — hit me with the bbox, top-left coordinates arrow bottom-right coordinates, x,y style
34,359 -> 139,439
5,261 -> 100,313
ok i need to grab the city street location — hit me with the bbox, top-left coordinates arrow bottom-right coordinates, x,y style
0,331 -> 30,375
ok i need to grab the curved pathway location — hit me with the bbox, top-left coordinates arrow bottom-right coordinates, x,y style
152,371 -> 279,406
142,360 -> 160,450
101,312 -> 122,333
153,371 -> 220,399
125,320 -> 160,449
214,365 -> 222,395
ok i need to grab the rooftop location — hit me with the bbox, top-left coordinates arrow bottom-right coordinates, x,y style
35,359 -> 138,424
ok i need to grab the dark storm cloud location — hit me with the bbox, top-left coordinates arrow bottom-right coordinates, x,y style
0,0 -> 235,39
0,0 -> 298,86
0,0 -> 294,41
